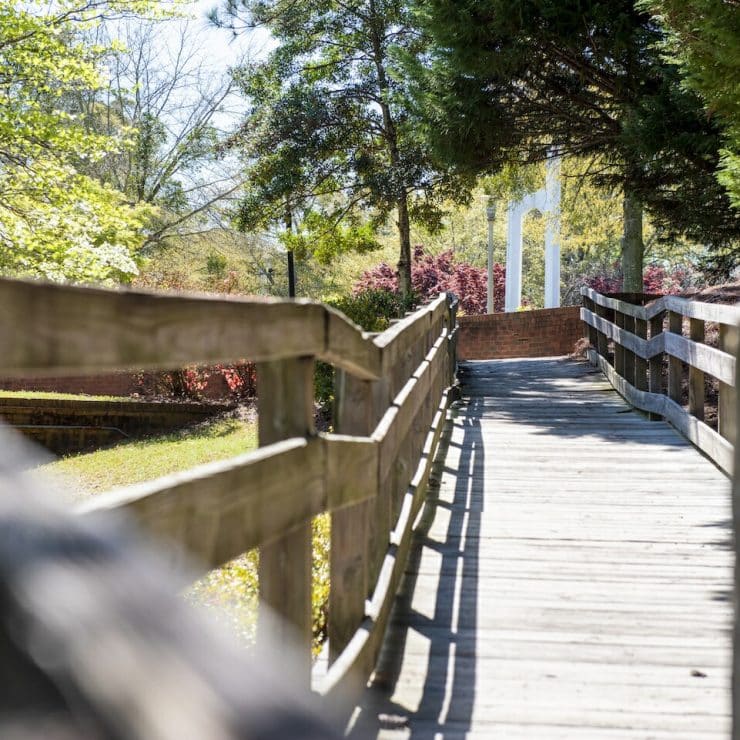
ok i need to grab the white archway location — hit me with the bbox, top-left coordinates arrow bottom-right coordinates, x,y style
504,157 -> 561,311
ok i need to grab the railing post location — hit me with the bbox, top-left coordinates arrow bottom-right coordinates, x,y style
622,313 -> 636,386
595,303 -> 609,360
329,371 -> 376,664
720,324 -> 738,446
583,296 -> 598,357
689,318 -> 705,421
634,315 -> 648,394
668,312 -> 683,405
614,310 -> 626,378
257,357 -> 315,683
648,311 -> 665,420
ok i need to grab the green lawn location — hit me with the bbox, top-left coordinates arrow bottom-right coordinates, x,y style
39,413 -> 328,653
0,389 -> 132,402
42,415 -> 258,501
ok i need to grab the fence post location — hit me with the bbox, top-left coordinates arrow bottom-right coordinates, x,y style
329,371 -> 376,664
720,324 -> 738,446
648,311 -> 665,420
614,310 -> 626,378
689,318 -> 705,421
257,357 -> 315,684
622,313 -> 636,386
595,303 -> 609,359
732,332 -> 740,740
583,296 -> 597,356
668,312 -> 683,405
634,315 -> 648,395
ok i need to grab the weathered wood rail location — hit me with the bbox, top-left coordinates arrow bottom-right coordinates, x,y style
0,277 -> 459,715
581,287 -> 739,473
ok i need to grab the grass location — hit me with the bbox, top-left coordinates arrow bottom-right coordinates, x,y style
0,390 -> 132,402
41,414 -> 258,500
39,411 -> 329,654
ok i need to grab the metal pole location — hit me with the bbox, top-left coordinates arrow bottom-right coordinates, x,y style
486,200 -> 497,314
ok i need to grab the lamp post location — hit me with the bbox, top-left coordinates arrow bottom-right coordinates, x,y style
486,198 -> 497,314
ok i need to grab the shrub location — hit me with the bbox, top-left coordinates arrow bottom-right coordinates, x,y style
585,263 -> 696,295
354,246 -> 504,315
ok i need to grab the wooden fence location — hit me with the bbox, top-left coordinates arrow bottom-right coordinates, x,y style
0,277 -> 459,714
580,287 -> 738,473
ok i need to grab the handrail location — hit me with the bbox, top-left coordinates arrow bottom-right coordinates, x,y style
0,276 -> 459,720
580,287 -> 739,473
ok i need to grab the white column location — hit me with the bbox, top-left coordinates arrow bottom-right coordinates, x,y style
505,202 -> 523,312
544,156 -> 561,308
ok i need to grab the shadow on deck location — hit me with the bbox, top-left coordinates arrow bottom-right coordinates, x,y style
350,357 -> 732,739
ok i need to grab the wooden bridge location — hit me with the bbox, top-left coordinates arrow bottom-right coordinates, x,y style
0,278 -> 738,738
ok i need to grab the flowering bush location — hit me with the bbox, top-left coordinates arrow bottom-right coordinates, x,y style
585,263 -> 696,295
354,246 -> 505,314
137,363 -> 257,402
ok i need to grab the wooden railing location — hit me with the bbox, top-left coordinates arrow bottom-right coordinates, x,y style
581,287 -> 739,473
0,277 -> 459,712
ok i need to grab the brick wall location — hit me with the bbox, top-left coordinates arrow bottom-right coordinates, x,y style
0,373 -> 139,396
458,306 -> 582,360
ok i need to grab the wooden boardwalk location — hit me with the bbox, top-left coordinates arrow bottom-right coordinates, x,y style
351,357 -> 732,739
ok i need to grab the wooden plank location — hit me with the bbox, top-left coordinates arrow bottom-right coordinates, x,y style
664,294 -> 740,326
77,437 -> 323,569
257,357 -> 315,684
634,316 -> 648,392
356,356 -> 732,738
668,311 -> 684,405
0,277 -> 326,375
581,286 -> 740,327
317,386 -> 456,709
581,307 -> 661,360
649,312 -> 665,420
324,307 -> 381,380
719,324 -> 737,445
622,313 -> 636,386
663,331 -> 736,387
688,318 -> 705,421
329,373 -> 376,664
588,349 -> 734,474
733,337 -> 740,740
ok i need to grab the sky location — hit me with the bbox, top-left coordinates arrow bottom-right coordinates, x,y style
186,0 -> 274,69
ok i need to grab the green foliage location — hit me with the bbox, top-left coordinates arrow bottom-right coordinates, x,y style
314,289 -> 411,404
410,0 -> 739,273
0,2 -> 164,282
280,210 -> 381,265
222,0 -> 475,296
638,0 -> 740,209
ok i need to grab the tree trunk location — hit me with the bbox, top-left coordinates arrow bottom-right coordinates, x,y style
397,194 -> 412,303
622,189 -> 644,292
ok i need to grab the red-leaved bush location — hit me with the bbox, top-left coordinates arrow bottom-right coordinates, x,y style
585,264 -> 695,295
355,246 -> 505,314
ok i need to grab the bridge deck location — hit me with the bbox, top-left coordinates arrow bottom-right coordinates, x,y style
352,357 -> 732,739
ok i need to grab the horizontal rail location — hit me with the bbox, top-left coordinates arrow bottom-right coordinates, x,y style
580,288 -> 739,473
0,275 -> 460,713
78,435 -> 378,570
581,286 -> 740,325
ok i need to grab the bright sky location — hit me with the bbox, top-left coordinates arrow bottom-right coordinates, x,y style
186,0 -> 274,69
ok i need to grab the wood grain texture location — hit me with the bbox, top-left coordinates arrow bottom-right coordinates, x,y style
257,357 -> 315,683
581,287 -> 740,327
352,357 -> 732,739
0,277 -> 326,374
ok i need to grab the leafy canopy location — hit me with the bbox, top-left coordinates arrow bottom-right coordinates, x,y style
409,0 -> 739,271
0,2 -> 167,282
221,0 -> 475,295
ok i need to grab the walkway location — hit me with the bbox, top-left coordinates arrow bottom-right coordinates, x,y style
352,357 -> 732,739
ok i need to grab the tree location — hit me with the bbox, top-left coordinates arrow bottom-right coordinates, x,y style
639,0 -> 739,207
410,0 -> 739,288
71,17 -> 244,250
0,1 -> 163,283
217,0 -> 474,299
